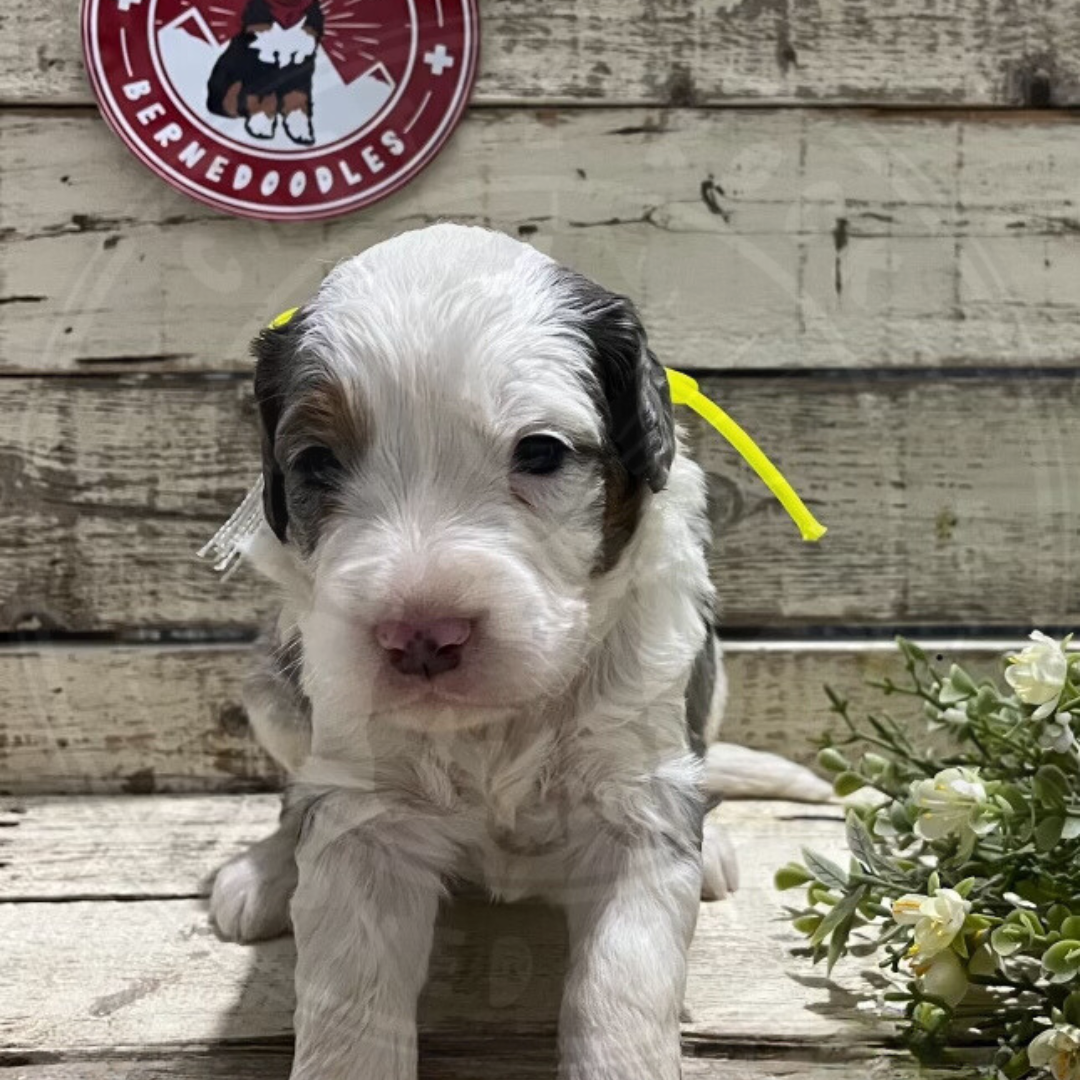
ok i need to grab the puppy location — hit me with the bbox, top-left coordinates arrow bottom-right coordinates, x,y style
207,0 -> 321,145
211,224 -> 733,1080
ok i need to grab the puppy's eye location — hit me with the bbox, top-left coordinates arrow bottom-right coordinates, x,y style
513,434 -> 568,476
291,445 -> 342,486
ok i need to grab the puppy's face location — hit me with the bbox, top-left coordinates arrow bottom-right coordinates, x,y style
253,225 -> 674,735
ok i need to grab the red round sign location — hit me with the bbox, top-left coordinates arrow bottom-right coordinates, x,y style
82,0 -> 479,221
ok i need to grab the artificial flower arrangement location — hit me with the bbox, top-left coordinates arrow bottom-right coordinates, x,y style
779,632 -> 1080,1079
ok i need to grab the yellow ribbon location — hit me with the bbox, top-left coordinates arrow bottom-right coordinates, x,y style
666,368 -> 826,542
268,306 -> 299,329
266,308 -> 826,541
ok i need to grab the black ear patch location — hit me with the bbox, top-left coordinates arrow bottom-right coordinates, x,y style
251,310 -> 307,542
556,269 -> 676,494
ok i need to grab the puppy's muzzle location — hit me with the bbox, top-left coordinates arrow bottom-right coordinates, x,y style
375,616 -> 474,679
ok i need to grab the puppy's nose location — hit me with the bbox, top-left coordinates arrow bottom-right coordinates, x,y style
375,617 -> 473,678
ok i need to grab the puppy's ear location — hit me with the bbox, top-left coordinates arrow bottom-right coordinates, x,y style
251,311 -> 305,542
561,271 -> 676,493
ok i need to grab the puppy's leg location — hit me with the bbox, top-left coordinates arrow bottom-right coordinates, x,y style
211,800 -> 301,942
555,789 -> 702,1080
210,641 -> 310,942
245,93 -> 278,139
290,794 -> 456,1080
282,89 -> 315,145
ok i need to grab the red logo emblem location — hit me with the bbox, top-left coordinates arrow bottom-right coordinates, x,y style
82,0 -> 479,221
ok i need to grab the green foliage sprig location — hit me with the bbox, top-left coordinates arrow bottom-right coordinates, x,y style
780,633 -> 1080,1079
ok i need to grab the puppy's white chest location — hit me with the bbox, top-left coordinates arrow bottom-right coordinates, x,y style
417,729 -> 581,899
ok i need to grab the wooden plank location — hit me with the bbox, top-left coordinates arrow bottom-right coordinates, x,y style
0,645 -> 276,795
0,795 -> 836,901
8,110 -> 1080,375
0,1046 -> 953,1079
0,641 -> 1038,794
4,0 -> 1080,107
1,374 -> 1078,634
0,794 -> 281,899
0,799 -> 876,1051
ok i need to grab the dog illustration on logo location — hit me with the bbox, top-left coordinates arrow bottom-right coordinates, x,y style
207,0 -> 323,145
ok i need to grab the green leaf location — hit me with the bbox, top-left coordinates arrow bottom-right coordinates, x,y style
817,748 -> 850,774
802,848 -> 849,891
826,910 -> 855,975
927,870 -> 941,894
1042,939 -> 1080,979
954,877 -> 976,899
1064,990 -> 1080,1027
1061,916 -> 1080,940
1019,910 -> 1046,937
808,887 -> 866,949
775,863 -> 814,891
948,663 -> 978,696
1036,814 -> 1066,852
999,1050 -> 1030,1080
845,811 -> 878,871
1035,765 -> 1070,811
1047,905 -> 1071,931
889,801 -> 913,835
833,771 -> 866,797
862,752 -> 889,776
897,637 -> 928,664
824,686 -> 848,713
807,883 -> 838,906
792,913 -> 823,936
991,923 -> 1029,958
998,785 -> 1029,817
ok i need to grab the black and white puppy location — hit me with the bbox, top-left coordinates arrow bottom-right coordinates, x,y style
211,224 -> 739,1080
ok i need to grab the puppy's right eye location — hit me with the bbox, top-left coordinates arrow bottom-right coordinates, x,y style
291,445 -> 342,487
513,434 -> 568,476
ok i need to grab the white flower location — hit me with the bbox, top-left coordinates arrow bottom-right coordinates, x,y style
1029,1025 -> 1080,1080
1006,631 -> 1069,721
910,767 -> 996,844
912,948 -> 968,1007
892,888 -> 970,958
1040,714 -> 1076,754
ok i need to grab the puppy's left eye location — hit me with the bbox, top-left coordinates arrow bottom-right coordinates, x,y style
292,445 -> 342,486
513,434 -> 568,476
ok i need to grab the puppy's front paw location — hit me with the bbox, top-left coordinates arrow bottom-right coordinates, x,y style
701,818 -> 739,901
283,110 -> 314,145
245,111 -> 277,140
210,846 -> 295,943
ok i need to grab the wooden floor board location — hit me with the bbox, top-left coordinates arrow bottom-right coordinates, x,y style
0,798 -> 887,1053
0,1046 -> 956,1079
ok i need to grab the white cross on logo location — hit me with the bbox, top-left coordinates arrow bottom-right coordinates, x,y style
424,43 -> 455,76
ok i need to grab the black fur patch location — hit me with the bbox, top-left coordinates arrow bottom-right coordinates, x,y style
553,268 -> 676,571
684,627 -> 717,759
251,316 -> 302,542
251,310 -> 366,553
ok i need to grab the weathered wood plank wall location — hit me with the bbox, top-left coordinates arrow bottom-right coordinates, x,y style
2,0 -> 1079,799
2,377 -> 1078,633
0,642 -> 1036,794
8,110 -> 1080,374
7,1 -> 1080,106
